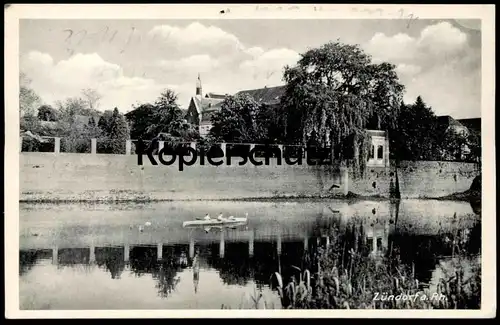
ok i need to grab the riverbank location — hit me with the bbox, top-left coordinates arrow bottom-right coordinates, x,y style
18,190 -> 360,203
19,190 -> 481,203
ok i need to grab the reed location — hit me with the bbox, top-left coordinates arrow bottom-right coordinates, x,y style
225,221 -> 481,310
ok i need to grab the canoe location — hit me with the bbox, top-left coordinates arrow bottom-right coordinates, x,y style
182,217 -> 248,228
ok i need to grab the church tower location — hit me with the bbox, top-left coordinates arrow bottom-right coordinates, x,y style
196,73 -> 202,97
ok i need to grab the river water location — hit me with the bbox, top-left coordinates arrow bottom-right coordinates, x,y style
19,199 -> 481,310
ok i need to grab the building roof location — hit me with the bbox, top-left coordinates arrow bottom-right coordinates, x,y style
189,85 -> 287,126
437,115 -> 466,129
205,93 -> 227,99
457,118 -> 481,132
235,85 -> 286,105
124,104 -> 154,118
191,96 -> 225,115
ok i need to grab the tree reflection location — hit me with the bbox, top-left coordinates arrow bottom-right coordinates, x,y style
279,241 -> 306,277
128,245 -> 184,299
465,221 -> 481,255
151,258 -> 182,298
469,199 -> 481,216
95,247 -> 126,280
208,242 -> 253,286
19,249 -> 51,275
249,242 -> 278,286
129,246 -> 157,277
20,250 -> 39,276
58,248 -> 91,266
388,212 -> 482,284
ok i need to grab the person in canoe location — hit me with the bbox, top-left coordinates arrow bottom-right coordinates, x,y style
217,213 -> 237,221
203,213 -> 211,220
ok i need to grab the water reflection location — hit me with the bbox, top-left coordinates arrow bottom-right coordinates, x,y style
95,247 -> 126,279
19,249 -> 52,276
19,199 -> 481,309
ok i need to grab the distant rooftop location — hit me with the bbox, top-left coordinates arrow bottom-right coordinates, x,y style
235,85 -> 286,105
205,93 -> 227,100
191,96 -> 225,115
437,115 -> 466,128
457,118 -> 481,132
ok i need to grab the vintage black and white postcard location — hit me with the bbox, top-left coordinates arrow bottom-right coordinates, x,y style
4,4 -> 496,318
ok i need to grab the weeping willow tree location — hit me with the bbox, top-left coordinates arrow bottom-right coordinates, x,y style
281,41 -> 404,177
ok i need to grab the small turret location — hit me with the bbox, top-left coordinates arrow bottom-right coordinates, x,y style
196,73 -> 202,97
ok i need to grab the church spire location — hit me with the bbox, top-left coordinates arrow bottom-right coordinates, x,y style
196,73 -> 202,97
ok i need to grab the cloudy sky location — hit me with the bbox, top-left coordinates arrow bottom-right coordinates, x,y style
19,19 -> 481,118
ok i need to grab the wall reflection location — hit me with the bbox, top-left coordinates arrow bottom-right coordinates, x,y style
20,200 -> 481,303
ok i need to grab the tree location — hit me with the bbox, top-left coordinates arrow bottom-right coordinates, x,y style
123,89 -> 200,143
107,107 -> 130,154
126,103 -> 156,140
55,89 -> 101,122
81,88 -> 102,111
145,89 -> 186,137
97,110 -> 115,136
439,127 -> 469,161
37,105 -> 59,121
20,114 -> 41,133
281,41 -> 405,161
389,96 -> 441,161
466,129 -> 481,163
258,103 -> 286,144
19,72 -> 41,117
210,94 -> 268,143
56,97 -> 88,123
45,96 -> 103,152
166,118 -> 199,142
60,117 -> 103,153
88,116 -> 96,127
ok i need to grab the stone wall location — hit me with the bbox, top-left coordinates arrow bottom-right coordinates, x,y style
347,160 -> 480,199
19,153 -> 481,201
20,153 -> 347,201
396,160 -> 481,199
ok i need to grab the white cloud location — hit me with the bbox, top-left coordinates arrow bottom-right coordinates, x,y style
364,21 -> 480,118
417,22 -> 468,56
20,51 -> 177,112
366,32 -> 418,63
149,22 -> 242,47
245,46 -> 266,58
366,22 -> 469,65
22,21 -> 478,119
146,23 -> 301,104
148,22 -> 245,58
25,51 -> 54,66
157,54 -> 221,74
239,48 -> 300,76
395,63 -> 422,79
404,62 -> 481,118
21,22 -> 304,113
